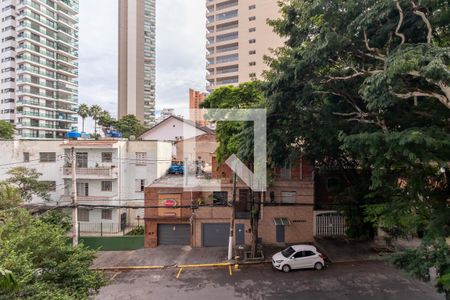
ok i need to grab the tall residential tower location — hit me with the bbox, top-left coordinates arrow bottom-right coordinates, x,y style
205,0 -> 284,91
0,0 -> 79,139
118,0 -> 156,127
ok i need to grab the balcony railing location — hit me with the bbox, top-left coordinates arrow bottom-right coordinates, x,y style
63,167 -> 118,178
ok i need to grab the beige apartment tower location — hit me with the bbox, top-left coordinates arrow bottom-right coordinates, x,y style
206,0 -> 284,91
118,0 -> 156,127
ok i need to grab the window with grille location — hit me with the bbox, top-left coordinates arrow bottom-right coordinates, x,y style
39,152 -> 56,162
281,166 -> 291,180
77,183 -> 89,197
281,191 -> 297,204
101,209 -> 112,220
102,152 -> 112,163
136,152 -> 147,166
135,179 -> 146,192
23,152 -> 29,162
78,208 -> 89,222
101,181 -> 112,192
41,181 -> 56,192
76,152 -> 88,168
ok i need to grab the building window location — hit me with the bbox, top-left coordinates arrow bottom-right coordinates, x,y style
249,50 -> 256,55
213,191 -> 228,206
249,39 -> 256,44
249,61 -> 256,66
281,191 -> 297,204
281,166 -> 291,180
249,5 -> 256,10
249,27 -> 256,32
135,179 -> 146,192
136,152 -> 147,166
101,209 -> 112,220
101,181 -> 112,192
78,208 -> 89,222
39,152 -> 56,162
76,152 -> 88,168
23,152 -> 29,162
41,181 -> 56,192
249,16 -> 256,21
102,152 -> 112,163
77,183 -> 89,197
249,73 -> 256,78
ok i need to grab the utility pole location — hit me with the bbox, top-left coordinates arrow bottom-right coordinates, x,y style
71,147 -> 78,246
228,172 -> 237,260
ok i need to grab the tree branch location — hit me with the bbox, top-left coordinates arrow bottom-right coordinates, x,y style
411,1 -> 433,43
323,70 -> 383,82
392,90 -> 450,109
363,31 -> 386,61
394,1 -> 406,45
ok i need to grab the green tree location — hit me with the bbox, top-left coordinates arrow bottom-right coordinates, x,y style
115,114 -> 146,139
6,167 -> 51,202
77,104 -> 90,133
0,209 -> 106,299
0,120 -> 14,140
0,183 -> 22,211
98,110 -> 116,134
89,105 -> 103,137
266,0 -> 450,295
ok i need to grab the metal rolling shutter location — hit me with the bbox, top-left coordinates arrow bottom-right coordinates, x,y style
157,224 -> 190,246
202,223 -> 230,247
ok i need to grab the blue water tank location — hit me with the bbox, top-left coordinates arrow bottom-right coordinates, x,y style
110,131 -> 122,138
66,130 -> 81,139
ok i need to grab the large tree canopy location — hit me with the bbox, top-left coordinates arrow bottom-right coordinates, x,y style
266,0 -> 449,294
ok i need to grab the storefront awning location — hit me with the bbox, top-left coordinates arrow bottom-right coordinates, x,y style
273,217 -> 291,226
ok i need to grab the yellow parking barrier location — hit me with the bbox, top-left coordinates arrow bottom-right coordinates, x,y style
176,268 -> 183,279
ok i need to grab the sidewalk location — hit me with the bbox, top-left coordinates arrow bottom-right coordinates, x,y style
92,246 -> 228,269
314,237 -> 382,263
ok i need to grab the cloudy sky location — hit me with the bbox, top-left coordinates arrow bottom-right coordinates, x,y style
78,0 -> 206,126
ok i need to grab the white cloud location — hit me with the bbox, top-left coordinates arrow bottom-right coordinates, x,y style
78,0 -> 206,130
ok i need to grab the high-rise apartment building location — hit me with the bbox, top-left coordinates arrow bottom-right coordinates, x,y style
0,0 -> 79,139
189,88 -> 206,126
205,0 -> 284,91
118,0 -> 156,128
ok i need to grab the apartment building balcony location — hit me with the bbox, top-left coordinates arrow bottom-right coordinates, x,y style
62,167 -> 118,180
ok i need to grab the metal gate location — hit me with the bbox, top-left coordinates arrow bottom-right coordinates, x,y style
202,223 -> 230,247
315,212 -> 347,236
157,224 -> 190,246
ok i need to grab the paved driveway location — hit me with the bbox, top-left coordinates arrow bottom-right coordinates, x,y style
95,261 -> 444,300
92,246 -> 228,268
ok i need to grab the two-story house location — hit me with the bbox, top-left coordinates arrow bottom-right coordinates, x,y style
144,157 -> 315,248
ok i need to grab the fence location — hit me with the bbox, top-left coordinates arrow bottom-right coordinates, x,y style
79,222 -> 124,236
315,212 -> 347,237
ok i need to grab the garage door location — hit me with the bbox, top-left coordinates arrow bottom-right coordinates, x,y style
157,224 -> 190,246
202,223 -> 230,247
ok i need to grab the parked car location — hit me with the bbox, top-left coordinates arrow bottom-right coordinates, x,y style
272,245 -> 326,272
168,162 -> 184,175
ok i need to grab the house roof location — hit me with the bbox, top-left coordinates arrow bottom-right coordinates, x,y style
138,115 -> 215,139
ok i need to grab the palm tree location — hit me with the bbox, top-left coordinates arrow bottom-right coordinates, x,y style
77,104 -> 89,132
89,105 -> 102,137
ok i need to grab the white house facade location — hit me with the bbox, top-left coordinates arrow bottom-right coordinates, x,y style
0,139 -> 172,233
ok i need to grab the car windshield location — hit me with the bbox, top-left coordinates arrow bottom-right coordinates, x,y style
281,247 -> 295,258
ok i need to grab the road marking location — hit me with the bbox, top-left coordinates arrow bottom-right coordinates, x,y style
228,265 -> 232,276
176,268 -> 183,279
111,272 -> 120,281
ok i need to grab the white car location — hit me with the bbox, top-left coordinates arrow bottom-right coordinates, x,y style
272,245 -> 326,272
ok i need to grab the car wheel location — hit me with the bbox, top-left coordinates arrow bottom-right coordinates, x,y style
282,265 -> 291,273
314,262 -> 323,270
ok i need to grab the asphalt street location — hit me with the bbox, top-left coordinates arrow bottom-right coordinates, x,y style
95,261 -> 444,300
